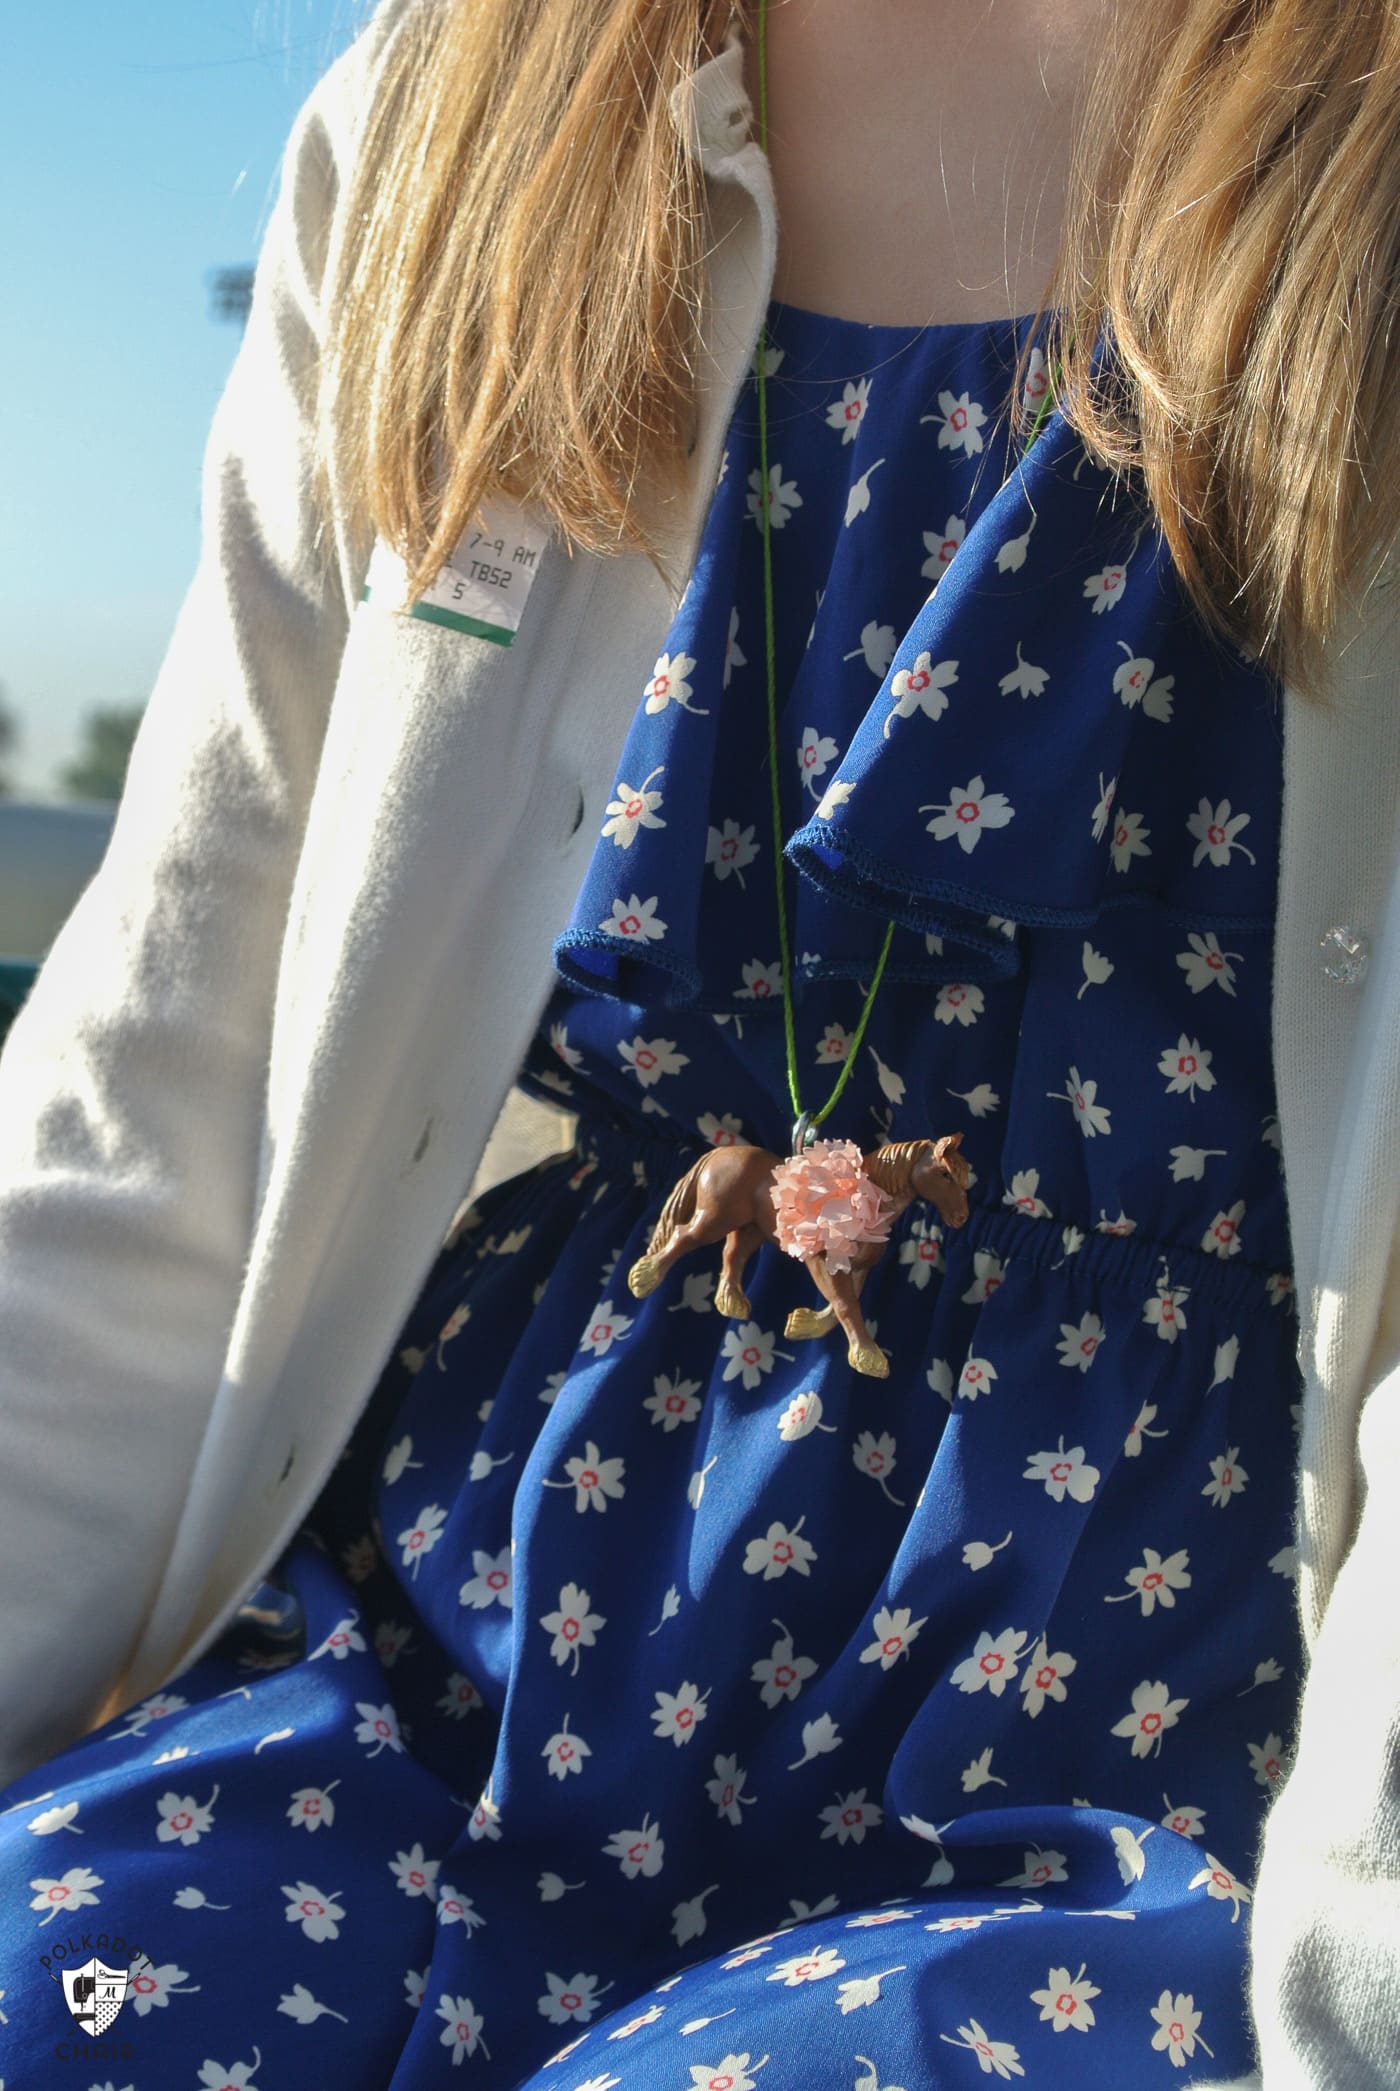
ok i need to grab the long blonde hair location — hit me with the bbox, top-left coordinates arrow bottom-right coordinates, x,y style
323,0 -> 1400,702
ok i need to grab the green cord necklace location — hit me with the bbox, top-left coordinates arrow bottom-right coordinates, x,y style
749,0 -> 1059,1157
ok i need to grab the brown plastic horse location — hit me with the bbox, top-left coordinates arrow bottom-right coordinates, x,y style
626,1134 -> 970,1378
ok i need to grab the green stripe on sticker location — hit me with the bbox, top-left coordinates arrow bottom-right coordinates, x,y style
360,586 -> 515,648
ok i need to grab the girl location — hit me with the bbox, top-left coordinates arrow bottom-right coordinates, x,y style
2,0 -> 1398,2084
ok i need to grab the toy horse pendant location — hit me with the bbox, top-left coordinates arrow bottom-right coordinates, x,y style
626,1133 -> 970,1378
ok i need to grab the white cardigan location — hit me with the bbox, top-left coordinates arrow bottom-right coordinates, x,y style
2,6 -> 1398,2081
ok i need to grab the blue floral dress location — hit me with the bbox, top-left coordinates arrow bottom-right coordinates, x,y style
0,300 -> 1305,2091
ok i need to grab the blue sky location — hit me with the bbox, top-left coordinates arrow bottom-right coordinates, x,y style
3,2 -> 366,793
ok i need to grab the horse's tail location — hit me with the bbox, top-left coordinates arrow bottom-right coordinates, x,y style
647,1155 -> 706,1254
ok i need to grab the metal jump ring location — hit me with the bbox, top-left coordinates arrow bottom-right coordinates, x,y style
792,1112 -> 816,1154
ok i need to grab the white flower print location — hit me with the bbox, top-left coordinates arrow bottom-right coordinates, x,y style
538,1972 -> 610,2027
437,1672 -> 483,1720
721,1319 -> 785,1390
1150,1990 -> 1215,2068
777,1389 -> 833,1440
998,638 -> 1050,699
952,1626 -> 1030,1698
607,2002 -> 666,2040
281,1881 -> 345,1943
797,726 -> 841,795
155,1787 -> 219,1847
435,1883 -> 486,1930
763,1945 -> 849,1992
819,1791 -> 882,1846
389,1843 -> 440,1900
1202,1446 -> 1248,1507
651,1681 -> 710,1745
1188,1853 -> 1253,1925
1202,1200 -> 1246,1258
1113,643 -> 1175,717
1108,808 -> 1151,872
1003,1168 -> 1050,1218
1266,1269 -> 1294,1308
618,1035 -> 688,1088
373,1619 -> 414,1670
1157,1033 -> 1216,1102
1105,1546 -> 1192,1617
686,2059 -> 761,2091
644,649 -> 707,716
1240,1656 -> 1285,1694
836,1968 -> 907,2014
27,1864 -> 103,1926
284,1782 -> 338,1834
1019,346 -> 1051,425
1020,1638 -> 1077,1717
815,1021 -> 851,1065
1142,1275 -> 1189,1341
1046,1064 -> 1112,1137
1176,930 -> 1241,995
962,1530 -> 1013,1571
957,1355 -> 999,1401
382,1435 -> 423,1485
928,1355 -> 956,1402
884,650 -> 959,735
1169,1142 -> 1227,1180
603,1814 -> 665,1879
1090,770 -> 1117,842
997,524 -> 1033,573
196,2053 -> 262,2091
743,1516 -> 817,1581
467,1787 -> 501,1843
541,1716 -> 592,1782
844,614 -> 898,673
1111,1822 -> 1155,1882
922,513 -> 966,583
851,469 -> 892,531
279,1981 -> 349,2025
599,892 -> 668,942
789,1713 -> 844,1768
540,1582 -> 606,1674
602,767 -> 666,848
549,1021 -> 583,1071
934,981 -> 984,1027
859,1604 -> 929,1671
436,1994 -> 489,2065
458,1545 -> 512,1611
921,773 -> 1016,852
827,376 -> 871,442
815,776 -> 857,818
961,1748 -> 1009,1792
899,1219 -> 944,1286
698,1110 -> 744,1147
1247,1733 -> 1286,1789
1000,1846 -> 1068,1889
924,387 -> 988,456
1029,1963 -> 1100,2033
543,1440 -> 626,1514
1110,1679 -> 1189,1758
1023,1438 -> 1101,1504
852,1430 -> 904,1505
870,1046 -> 906,1106
644,1372 -> 703,1431
938,2018 -> 1026,2079
747,461 -> 802,530
737,957 -> 782,1000
353,1701 -> 404,1758
751,1621 -> 818,1706
1078,942 -> 1114,998
1187,796 -> 1257,867
1083,562 -> 1128,613
706,1754 -> 756,1825
579,1298 -> 634,1356
396,1502 -> 448,1578
1056,1312 -> 1105,1372
127,1958 -> 201,2014
1161,1797 -> 1207,1839
705,819 -> 759,886
723,604 -> 746,688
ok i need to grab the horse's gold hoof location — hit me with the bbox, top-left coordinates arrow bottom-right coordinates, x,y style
628,1256 -> 663,1299
785,1307 -> 833,1339
715,1278 -> 751,1319
849,1342 -> 889,1379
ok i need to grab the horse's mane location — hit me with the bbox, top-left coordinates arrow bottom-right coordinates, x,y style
863,1139 -> 934,1195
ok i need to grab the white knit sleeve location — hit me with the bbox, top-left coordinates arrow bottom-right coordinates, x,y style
0,1 -> 413,1792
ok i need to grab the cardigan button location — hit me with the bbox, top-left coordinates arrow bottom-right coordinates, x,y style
1319,924 -> 1370,985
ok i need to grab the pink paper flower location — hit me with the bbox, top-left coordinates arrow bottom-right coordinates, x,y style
769,1140 -> 896,1274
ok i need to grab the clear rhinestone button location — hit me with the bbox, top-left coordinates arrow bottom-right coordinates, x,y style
1319,924 -> 1371,985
